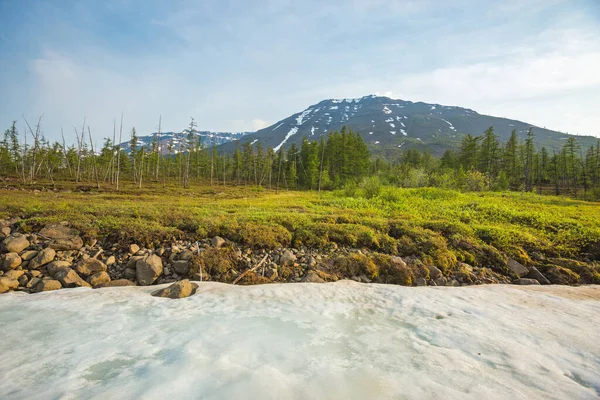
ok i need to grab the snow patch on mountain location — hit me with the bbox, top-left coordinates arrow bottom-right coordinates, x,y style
274,127 -> 299,152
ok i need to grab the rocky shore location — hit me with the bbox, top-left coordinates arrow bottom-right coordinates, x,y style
0,218 -> 587,297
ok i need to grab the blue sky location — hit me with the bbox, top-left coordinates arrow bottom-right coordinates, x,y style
1,0 -> 599,142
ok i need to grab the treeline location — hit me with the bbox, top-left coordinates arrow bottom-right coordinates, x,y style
0,119 -> 370,190
374,127 -> 600,196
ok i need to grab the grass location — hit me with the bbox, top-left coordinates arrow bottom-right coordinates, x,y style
1,181 -> 599,283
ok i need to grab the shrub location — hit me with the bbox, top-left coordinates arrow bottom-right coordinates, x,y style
362,176 -> 382,199
189,245 -> 238,281
332,253 -> 379,279
465,170 -> 489,192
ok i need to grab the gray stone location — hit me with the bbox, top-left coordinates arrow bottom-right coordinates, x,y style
33,279 -> 62,292
427,265 -> 442,280
55,268 -> 91,288
28,248 -> 56,269
124,267 -> 137,280
40,224 -> 84,250
280,250 -> 296,266
0,226 -> 10,238
74,259 -> 107,277
129,244 -> 140,254
178,249 -> 194,261
97,279 -> 136,288
46,260 -> 72,277
20,250 -> 38,261
48,236 -> 84,251
416,277 -> 427,286
26,277 -> 42,289
211,236 -> 226,248
172,260 -> 190,276
151,279 -> 199,299
127,255 -> 145,268
507,258 -> 529,278
513,278 -> 540,285
301,270 -> 325,283
3,234 -> 30,253
87,271 -> 111,287
136,254 -> 163,285
526,266 -> 551,285
435,277 -> 447,286
2,252 -> 22,270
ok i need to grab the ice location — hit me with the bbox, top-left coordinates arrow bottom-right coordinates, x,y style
1,283 -> 599,400
273,127 -> 299,152
400,129 -> 407,136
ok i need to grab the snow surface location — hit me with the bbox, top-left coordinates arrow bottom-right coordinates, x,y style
1,283 -> 599,400
272,123 -> 284,131
400,129 -> 408,136
274,127 -> 299,152
295,109 -> 312,126
250,139 -> 258,145
383,106 -> 392,115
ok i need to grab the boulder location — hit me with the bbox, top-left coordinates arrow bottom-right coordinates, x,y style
0,226 -> 10,238
507,258 -> 528,278
211,236 -> 226,248
129,244 -> 140,254
26,277 -> 42,289
17,274 -> 28,287
435,277 -> 447,286
2,252 -> 22,270
391,256 -> 407,268
178,249 -> 194,261
55,268 -> 91,288
40,224 -> 83,250
20,250 -> 38,261
136,254 -> 163,285
97,279 -> 136,288
124,267 -> 137,280
415,277 -> 427,286
105,255 -> 116,266
280,250 -> 296,266
3,234 -> 30,253
427,265 -> 442,280
526,266 -> 551,285
33,279 -> 62,292
512,278 -> 540,285
301,270 -> 325,283
151,279 -> 199,299
0,277 -> 19,292
87,271 -> 111,287
28,248 -> 56,269
4,270 -> 25,280
74,259 -> 107,277
46,261 -> 72,278
172,260 -> 190,276
127,255 -> 145,268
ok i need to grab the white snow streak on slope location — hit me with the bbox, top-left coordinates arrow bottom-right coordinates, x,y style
274,127 -> 298,152
272,123 -> 284,131
442,119 -> 456,131
400,129 -> 407,136
295,109 -> 312,125
383,106 -> 392,114
310,126 -> 315,136
1,283 -> 599,400
250,139 -> 258,145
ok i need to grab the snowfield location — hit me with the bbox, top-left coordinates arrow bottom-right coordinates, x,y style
1,282 -> 599,400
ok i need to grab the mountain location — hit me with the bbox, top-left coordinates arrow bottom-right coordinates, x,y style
119,130 -> 250,154
219,95 -> 597,156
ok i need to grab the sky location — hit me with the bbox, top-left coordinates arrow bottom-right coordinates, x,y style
1,0 -> 599,143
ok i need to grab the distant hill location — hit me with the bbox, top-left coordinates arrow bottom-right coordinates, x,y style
118,130 -> 250,154
219,95 -> 598,156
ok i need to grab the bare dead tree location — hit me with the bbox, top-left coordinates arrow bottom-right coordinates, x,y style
116,113 -> 123,191
87,127 -> 100,189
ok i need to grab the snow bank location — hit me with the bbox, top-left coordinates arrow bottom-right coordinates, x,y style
1,283 -> 599,400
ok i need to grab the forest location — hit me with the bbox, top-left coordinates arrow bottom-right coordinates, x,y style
1,118 -> 599,199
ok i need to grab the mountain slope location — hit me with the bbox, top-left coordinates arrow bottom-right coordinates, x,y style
220,95 -> 597,156
119,130 -> 250,154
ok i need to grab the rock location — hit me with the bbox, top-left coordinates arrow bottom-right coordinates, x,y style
28,248 -> 56,269
280,250 -> 297,266
4,270 -> 25,280
46,260 -> 71,277
415,277 -> 427,286
0,226 -> 10,238
74,259 -> 107,277
26,277 -> 42,289
3,234 -> 30,253
507,258 -> 529,278
129,244 -> 140,254
427,265 -> 442,280
136,254 -> 163,285
127,255 -> 145,268
105,255 -> 116,266
87,271 -> 111,287
435,277 -> 447,286
124,267 -> 137,280
301,270 -> 325,283
0,277 -> 19,292
526,266 -> 551,285
33,279 -> 63,292
97,279 -> 136,288
18,274 -> 28,287
48,236 -> 84,251
178,249 -> 194,261
151,279 -> 199,299
41,224 -> 84,250
391,256 -> 407,268
512,278 -> 540,285
172,260 -> 190,276
2,252 -> 22,270
211,236 -> 226,248
450,279 -> 460,287
55,268 -> 91,288
20,250 -> 38,261
21,250 -> 38,261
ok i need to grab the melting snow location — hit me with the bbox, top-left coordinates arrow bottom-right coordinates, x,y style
441,119 -> 456,131
368,132 -> 373,135
295,109 -> 312,126
431,106 -> 436,110
385,118 -> 394,123
390,131 -> 396,135
250,139 -> 258,145
374,141 -> 380,144
274,127 -> 299,152
272,123 -> 284,131
400,129 -> 407,136
329,106 -> 338,110
311,126 -> 315,136
390,123 -> 396,128
0,284 -> 598,400
383,106 -> 392,115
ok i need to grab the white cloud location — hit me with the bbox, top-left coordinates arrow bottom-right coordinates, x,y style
251,118 -> 270,130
